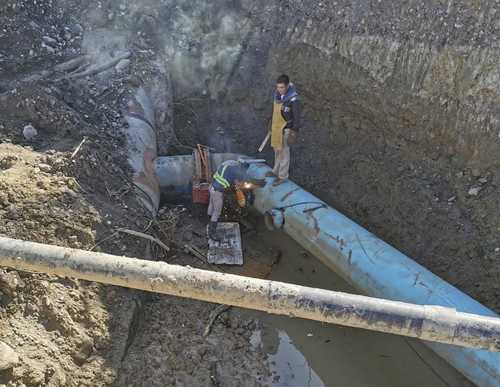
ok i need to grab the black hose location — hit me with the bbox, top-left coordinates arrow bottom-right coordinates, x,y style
275,201 -> 327,211
264,202 -> 327,231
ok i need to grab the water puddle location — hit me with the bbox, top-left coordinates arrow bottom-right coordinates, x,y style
241,223 -> 474,387
251,329 -> 325,386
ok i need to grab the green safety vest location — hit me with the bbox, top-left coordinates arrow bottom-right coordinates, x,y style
213,164 -> 230,189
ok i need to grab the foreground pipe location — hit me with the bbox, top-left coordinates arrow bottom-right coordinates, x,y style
1,236 -> 500,352
245,163 -> 500,387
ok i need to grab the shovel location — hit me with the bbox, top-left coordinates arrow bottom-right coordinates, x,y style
258,132 -> 271,153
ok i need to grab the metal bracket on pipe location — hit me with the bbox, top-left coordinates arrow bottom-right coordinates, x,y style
264,202 -> 327,230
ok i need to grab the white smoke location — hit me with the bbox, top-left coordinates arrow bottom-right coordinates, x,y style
78,0 -> 253,99
158,0 -> 253,98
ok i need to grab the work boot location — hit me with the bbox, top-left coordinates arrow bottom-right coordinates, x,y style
272,178 -> 286,187
265,171 -> 276,178
208,222 -> 220,241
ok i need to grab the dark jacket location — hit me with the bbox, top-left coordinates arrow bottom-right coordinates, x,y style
212,160 -> 249,192
274,84 -> 301,132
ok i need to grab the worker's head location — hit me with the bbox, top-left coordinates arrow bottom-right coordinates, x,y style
276,74 -> 290,96
235,161 -> 250,189
237,159 -> 251,169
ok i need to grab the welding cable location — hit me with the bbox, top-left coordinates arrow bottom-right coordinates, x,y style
264,202 -> 327,231
274,201 -> 327,212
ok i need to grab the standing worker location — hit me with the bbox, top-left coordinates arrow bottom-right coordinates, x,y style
207,159 -> 265,241
266,74 -> 301,186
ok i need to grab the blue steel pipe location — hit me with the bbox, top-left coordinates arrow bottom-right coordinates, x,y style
247,163 -> 500,387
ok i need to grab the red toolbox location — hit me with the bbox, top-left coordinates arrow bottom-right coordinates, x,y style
192,182 -> 210,204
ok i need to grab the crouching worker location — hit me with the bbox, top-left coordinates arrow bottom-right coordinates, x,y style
208,159 -> 265,241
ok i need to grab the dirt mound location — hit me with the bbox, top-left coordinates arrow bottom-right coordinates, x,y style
0,143 -> 98,247
0,142 -> 141,386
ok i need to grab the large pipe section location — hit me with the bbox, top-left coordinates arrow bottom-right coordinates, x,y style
155,153 -> 244,192
154,156 -> 500,387
123,87 -> 161,214
1,236 -> 500,352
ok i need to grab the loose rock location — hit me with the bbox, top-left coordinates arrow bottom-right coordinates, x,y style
42,36 -> 58,47
22,124 -> 38,141
0,341 -> 19,371
0,270 -> 24,297
468,187 -> 481,197
38,163 -> 52,173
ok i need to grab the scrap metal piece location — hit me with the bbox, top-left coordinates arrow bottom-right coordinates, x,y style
207,222 -> 243,266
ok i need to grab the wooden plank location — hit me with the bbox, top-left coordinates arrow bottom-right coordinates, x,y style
203,147 -> 212,182
193,149 -> 202,180
207,222 -> 243,266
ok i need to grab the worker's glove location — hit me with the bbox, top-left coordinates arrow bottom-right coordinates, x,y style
235,189 -> 246,207
287,130 -> 298,146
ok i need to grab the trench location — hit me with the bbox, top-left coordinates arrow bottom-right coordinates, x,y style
2,1 -> 500,386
